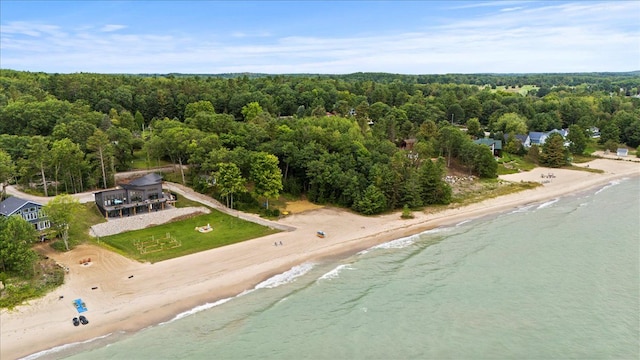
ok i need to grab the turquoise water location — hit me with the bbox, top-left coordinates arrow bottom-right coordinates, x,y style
34,178 -> 639,359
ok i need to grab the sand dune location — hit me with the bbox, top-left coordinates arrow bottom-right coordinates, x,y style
1,158 -> 638,360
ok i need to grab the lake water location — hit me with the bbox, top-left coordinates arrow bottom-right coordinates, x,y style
31,177 -> 639,360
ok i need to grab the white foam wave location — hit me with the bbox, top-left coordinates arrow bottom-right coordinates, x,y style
371,234 -> 418,250
595,179 -> 622,195
537,198 -> 559,209
20,333 -> 114,360
254,263 -> 315,289
161,297 -> 234,325
358,227 -> 448,255
318,264 -> 354,281
456,219 -> 472,227
511,204 -> 535,213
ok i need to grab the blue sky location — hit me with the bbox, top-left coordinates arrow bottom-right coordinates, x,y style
1,1 -> 638,74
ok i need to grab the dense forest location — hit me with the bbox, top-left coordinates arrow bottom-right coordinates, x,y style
1,70 -> 639,216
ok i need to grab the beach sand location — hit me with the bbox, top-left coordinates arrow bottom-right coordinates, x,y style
1,158 -> 638,360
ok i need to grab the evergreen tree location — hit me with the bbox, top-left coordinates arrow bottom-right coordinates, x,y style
354,184 -> 387,215
419,158 -> 451,205
541,133 -> 568,167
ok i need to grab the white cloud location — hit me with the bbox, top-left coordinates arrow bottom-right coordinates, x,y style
100,24 -> 127,32
1,2 -> 638,74
500,7 -> 523,12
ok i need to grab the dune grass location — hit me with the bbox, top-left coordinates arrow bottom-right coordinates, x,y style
95,209 -> 280,263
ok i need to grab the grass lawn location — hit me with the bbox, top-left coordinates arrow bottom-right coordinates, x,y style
96,209 -> 280,263
493,84 -> 539,95
497,154 -> 537,175
49,202 -> 106,251
131,149 -> 171,170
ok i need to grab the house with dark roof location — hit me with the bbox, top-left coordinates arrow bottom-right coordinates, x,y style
473,138 -> 502,156
0,196 -> 50,231
94,173 -> 176,219
528,131 -> 549,146
527,129 -> 569,148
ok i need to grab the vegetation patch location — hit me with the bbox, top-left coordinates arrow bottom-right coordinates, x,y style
96,209 -> 279,263
50,202 -> 105,251
0,255 -> 65,309
497,154 -> 537,175
130,149 -> 171,170
451,178 -> 540,206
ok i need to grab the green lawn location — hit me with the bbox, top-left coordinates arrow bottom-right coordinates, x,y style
130,149 -> 171,170
96,209 -> 280,263
497,154 -> 537,175
492,84 -> 539,96
49,202 -> 106,251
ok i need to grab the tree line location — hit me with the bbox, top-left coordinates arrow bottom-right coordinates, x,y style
1,70 -> 639,216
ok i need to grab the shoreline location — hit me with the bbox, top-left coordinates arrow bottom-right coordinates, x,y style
1,158 -> 639,360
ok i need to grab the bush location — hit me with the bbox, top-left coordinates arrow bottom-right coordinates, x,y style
401,204 -> 414,219
50,240 -> 69,252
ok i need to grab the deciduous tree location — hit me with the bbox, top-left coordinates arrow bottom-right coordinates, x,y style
215,162 -> 246,209
0,150 -> 15,199
43,194 -> 80,251
26,136 -> 50,197
249,152 -> 283,209
567,124 -> 587,155
86,129 -> 113,189
0,216 -> 38,274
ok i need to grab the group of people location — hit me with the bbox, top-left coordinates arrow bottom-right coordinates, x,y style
274,241 -> 283,246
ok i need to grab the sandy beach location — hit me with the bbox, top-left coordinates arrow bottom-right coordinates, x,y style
1,158 -> 638,360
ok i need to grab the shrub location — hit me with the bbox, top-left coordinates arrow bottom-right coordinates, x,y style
401,204 -> 414,219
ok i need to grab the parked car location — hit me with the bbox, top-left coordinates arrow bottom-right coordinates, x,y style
72,317 -> 80,326
79,315 -> 89,325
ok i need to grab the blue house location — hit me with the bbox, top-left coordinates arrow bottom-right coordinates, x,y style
0,196 -> 51,231
528,131 -> 549,146
527,129 -> 569,148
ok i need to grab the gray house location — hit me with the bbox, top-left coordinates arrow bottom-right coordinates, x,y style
94,173 -> 175,219
0,196 -> 50,231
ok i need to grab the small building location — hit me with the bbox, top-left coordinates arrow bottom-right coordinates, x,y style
0,196 -> 50,231
400,138 -> 417,151
94,173 -> 175,219
616,148 -> 628,157
474,138 -> 502,156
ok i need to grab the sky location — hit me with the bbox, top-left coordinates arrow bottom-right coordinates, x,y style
1,1 -> 638,75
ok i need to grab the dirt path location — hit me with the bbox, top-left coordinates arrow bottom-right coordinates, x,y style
162,182 -> 295,232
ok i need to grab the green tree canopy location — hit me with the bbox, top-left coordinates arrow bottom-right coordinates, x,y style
493,112 -> 528,135
0,150 -> 15,199
43,194 -> 80,251
249,152 -> 283,209
566,124 -> 587,155
541,133 -> 568,167
215,162 -> 246,209
0,215 -> 38,274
